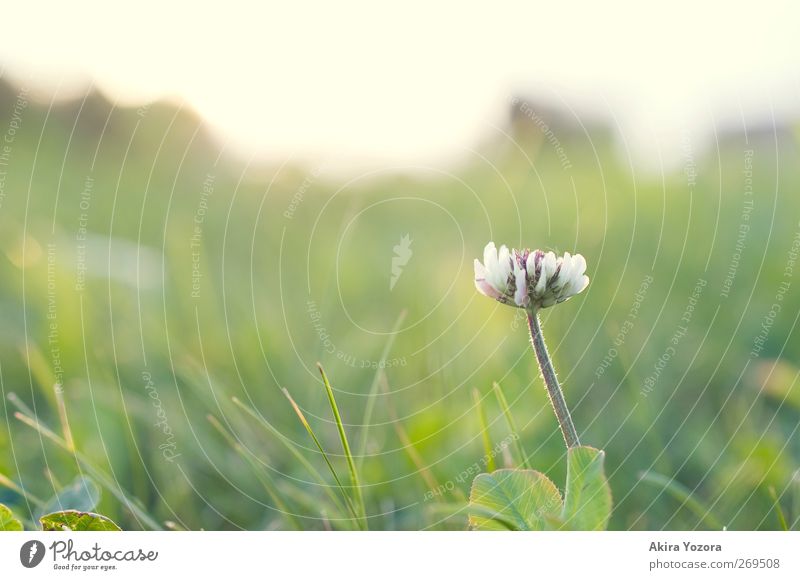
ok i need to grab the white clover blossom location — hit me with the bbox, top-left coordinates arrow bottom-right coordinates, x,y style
474,242 -> 589,309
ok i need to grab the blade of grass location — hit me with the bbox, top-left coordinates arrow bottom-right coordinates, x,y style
6,392 -> 35,418
492,382 -> 531,469
0,471 -> 45,508
639,471 -> 723,530
473,388 -> 496,472
13,411 -> 66,448
19,343 -> 57,407
282,387 -> 362,528
356,309 -> 407,469
230,396 -> 348,517
269,482 -> 340,525
43,467 -> 62,493
317,363 -> 367,528
767,485 -> 789,531
53,384 -> 75,452
10,403 -> 162,530
206,414 -> 301,530
501,444 -> 514,469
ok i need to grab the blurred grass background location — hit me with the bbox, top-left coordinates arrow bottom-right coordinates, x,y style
0,80 -> 798,530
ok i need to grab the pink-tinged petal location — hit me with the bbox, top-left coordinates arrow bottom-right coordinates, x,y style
513,262 -> 528,306
514,248 -> 530,267
534,269 -> 547,295
485,242 -> 505,290
532,252 -> 551,294
525,252 -> 536,278
474,258 -> 501,299
498,244 -> 510,268
543,251 -> 557,277
563,254 -> 587,297
562,273 -> 589,301
483,242 -> 498,275
553,253 -> 573,290
475,278 -> 502,300
496,245 -> 511,289
474,258 -> 488,279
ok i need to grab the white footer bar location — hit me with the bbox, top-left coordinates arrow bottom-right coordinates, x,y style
1,531 -> 798,578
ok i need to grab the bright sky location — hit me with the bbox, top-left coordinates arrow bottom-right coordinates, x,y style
1,0 -> 799,172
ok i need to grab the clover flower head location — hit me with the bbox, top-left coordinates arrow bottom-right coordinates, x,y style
474,242 -> 589,309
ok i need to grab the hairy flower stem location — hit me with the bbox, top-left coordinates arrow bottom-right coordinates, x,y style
526,310 -> 581,449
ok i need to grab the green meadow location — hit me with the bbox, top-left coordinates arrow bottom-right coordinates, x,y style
1,82 -> 798,530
